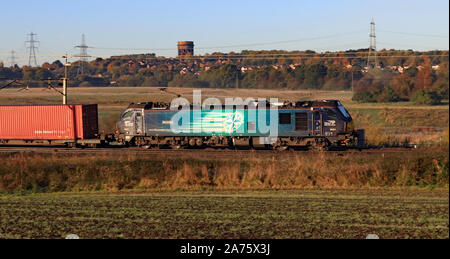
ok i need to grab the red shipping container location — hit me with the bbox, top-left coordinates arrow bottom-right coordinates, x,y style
0,104 -> 98,140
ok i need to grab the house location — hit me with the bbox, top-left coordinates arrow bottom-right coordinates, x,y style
432,65 -> 440,70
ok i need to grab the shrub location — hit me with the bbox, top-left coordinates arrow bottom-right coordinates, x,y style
352,87 -> 400,103
352,90 -> 376,102
376,87 -> 401,102
410,90 -> 441,105
79,81 -> 92,87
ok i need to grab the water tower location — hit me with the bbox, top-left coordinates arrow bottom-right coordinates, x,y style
177,41 -> 194,57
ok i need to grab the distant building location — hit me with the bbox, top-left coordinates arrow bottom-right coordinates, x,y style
177,41 -> 194,57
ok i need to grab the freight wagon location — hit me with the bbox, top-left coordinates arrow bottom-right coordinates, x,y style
0,104 -> 102,147
116,100 -> 365,150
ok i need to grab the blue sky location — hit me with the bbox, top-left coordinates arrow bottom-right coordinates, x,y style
0,0 -> 448,65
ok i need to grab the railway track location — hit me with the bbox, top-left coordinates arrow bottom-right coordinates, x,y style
0,145 -> 416,156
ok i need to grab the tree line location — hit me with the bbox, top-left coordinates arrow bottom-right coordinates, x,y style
0,49 -> 448,104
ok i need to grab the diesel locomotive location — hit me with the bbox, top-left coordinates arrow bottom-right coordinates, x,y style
116,100 -> 364,150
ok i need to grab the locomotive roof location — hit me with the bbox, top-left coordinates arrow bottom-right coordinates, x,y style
127,100 -> 341,110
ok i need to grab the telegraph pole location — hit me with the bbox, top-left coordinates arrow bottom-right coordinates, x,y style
351,70 -> 354,93
9,50 -> 16,67
62,55 -> 71,104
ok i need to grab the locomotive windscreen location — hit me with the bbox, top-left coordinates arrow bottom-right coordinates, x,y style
336,101 -> 351,118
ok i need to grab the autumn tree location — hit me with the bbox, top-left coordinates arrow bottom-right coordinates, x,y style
414,57 -> 434,90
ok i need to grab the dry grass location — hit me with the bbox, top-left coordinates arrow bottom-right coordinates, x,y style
349,107 -> 449,146
2,87 -> 447,109
0,149 -> 447,193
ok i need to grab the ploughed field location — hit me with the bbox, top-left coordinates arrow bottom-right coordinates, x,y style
0,189 -> 448,239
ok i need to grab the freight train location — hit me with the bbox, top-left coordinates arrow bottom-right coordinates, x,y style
0,100 -> 364,150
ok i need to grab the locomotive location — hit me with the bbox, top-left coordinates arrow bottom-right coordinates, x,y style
116,100 -> 364,150
0,100 -> 364,150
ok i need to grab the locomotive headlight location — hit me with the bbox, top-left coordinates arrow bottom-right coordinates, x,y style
347,121 -> 355,133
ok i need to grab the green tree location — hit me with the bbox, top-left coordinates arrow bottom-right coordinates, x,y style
410,90 -> 441,105
303,64 -> 327,89
376,87 -> 400,102
35,68 -> 54,80
200,64 -> 240,88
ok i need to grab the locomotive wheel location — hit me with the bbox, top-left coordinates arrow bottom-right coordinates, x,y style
310,141 -> 329,151
172,144 -> 183,150
188,138 -> 196,147
274,146 -> 288,151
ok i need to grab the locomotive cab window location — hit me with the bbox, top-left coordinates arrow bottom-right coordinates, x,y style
279,113 -> 291,124
337,101 -> 351,118
324,109 -> 338,118
121,110 -> 133,120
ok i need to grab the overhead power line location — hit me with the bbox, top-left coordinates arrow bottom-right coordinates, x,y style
195,30 -> 368,49
90,46 -> 173,51
0,53 -> 63,58
90,54 -> 449,60
88,30 -> 367,52
377,41 -> 446,50
2,50 -> 448,58
0,52 -> 447,62
378,30 -> 449,38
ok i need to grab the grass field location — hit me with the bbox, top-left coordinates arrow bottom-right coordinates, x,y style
1,87 -> 448,145
1,87 -> 448,110
0,189 -> 447,239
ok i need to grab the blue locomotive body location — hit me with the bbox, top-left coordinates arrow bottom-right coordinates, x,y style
116,100 -> 361,149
